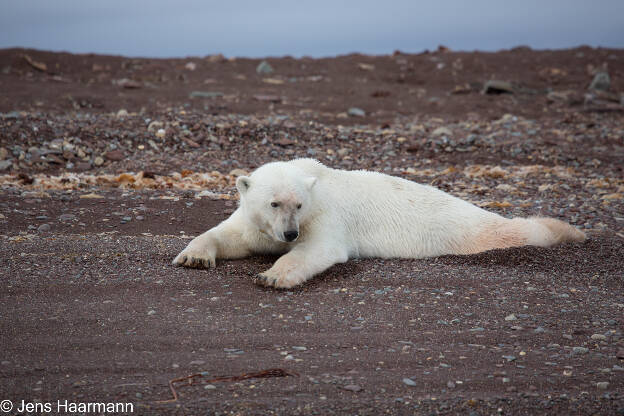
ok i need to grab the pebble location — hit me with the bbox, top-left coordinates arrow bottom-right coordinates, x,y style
483,80 -> 514,94
534,326 -> 546,333
189,360 -> 205,366
155,129 -> 166,139
0,147 -> 7,160
402,378 -> 417,386
0,160 -> 12,171
122,216 -> 132,222
94,156 -> 104,166
596,381 -> 609,390
58,213 -> 76,221
341,384 -> 362,392
572,346 -> 589,355
502,355 -> 516,362
292,346 -> 307,351
504,313 -> 518,321
256,60 -> 274,75
116,109 -> 129,118
204,384 -> 216,390
37,223 -> 51,232
591,334 -> 607,340
189,91 -> 224,99
446,381 -> 456,389
105,150 -> 124,161
431,127 -> 452,137
147,310 -> 156,316
589,72 -> 610,91
347,107 -> 366,117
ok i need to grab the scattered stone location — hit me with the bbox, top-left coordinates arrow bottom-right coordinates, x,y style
591,334 -> 607,341
104,150 -> 124,161
596,381 -> 609,390
447,381 -> 456,389
502,355 -> 516,362
616,348 -> 624,359
0,147 -> 8,160
155,129 -> 166,139
589,72 -> 610,91
147,310 -> 156,316
402,378 -> 417,386
256,60 -> 274,75
534,326 -> 546,333
116,109 -> 129,118
347,107 -> 366,117
93,156 -> 104,166
341,384 -> 362,392
483,80 -> 514,94
189,91 -> 224,99
58,213 -> 76,222
0,160 -> 12,171
204,384 -> 216,390
147,121 -> 163,132
189,360 -> 205,366
228,168 -> 248,177
572,346 -> 589,355
116,78 -> 141,89
185,62 -> 197,71
37,223 -> 51,232
292,346 -> 307,351
122,216 -> 132,222
431,127 -> 452,137
504,313 -> 518,321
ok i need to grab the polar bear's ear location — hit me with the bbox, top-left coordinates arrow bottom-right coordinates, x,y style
304,176 -> 317,190
236,176 -> 251,194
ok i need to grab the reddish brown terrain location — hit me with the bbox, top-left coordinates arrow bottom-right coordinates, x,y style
0,46 -> 623,415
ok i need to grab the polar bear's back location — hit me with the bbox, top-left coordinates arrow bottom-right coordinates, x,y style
289,159 -> 500,259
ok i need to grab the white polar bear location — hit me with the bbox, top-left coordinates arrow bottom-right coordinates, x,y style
173,159 -> 586,289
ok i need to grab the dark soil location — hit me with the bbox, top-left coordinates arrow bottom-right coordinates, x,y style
0,46 -> 623,415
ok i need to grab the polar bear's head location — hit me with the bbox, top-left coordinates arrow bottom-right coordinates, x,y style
236,162 -> 317,243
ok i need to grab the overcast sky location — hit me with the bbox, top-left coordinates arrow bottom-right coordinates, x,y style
1,0 -> 623,58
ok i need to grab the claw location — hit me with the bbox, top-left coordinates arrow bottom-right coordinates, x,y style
254,274 -> 268,286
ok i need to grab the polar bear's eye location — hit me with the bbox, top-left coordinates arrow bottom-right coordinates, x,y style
297,204 -> 302,209
271,202 -> 279,208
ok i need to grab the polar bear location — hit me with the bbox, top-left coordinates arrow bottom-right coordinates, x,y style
173,159 -> 585,288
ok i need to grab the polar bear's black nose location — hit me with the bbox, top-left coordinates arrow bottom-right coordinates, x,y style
284,230 -> 298,242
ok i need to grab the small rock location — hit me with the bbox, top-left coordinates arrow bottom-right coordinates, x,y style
447,381 -> 456,389
0,160 -> 12,171
341,384 -> 362,392
58,213 -> 76,222
189,91 -> 224,99
228,168 -> 248,177
116,109 -> 129,118
147,121 -> 163,132
504,313 -> 518,321
155,129 -> 166,139
616,348 -> 624,359
37,223 -> 51,232
204,384 -> 216,390
292,346 -> 307,351
0,147 -> 8,160
402,378 -> 417,386
591,334 -> 607,341
431,126 -> 452,137
104,150 -> 124,161
189,360 -> 205,366
256,60 -> 274,75
572,346 -> 589,355
284,354 -> 294,361
93,156 -> 104,166
502,377 -> 510,383
347,107 -> 366,117
122,216 -> 132,222
147,310 -> 156,316
596,381 -> 609,390
483,80 -> 514,94
589,72 -> 610,91
502,355 -> 516,362
534,326 -> 546,333
185,62 -> 197,71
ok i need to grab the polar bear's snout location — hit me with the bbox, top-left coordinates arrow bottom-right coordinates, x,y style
284,230 -> 299,242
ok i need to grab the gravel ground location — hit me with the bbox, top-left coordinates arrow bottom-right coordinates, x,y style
0,46 -> 623,415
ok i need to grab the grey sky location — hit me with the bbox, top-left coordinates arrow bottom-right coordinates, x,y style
1,0 -> 623,58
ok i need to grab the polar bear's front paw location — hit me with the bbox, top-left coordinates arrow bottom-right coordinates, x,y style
253,270 -> 304,289
173,246 -> 215,269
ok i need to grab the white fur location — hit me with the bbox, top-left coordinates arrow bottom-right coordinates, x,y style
173,159 -> 585,288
